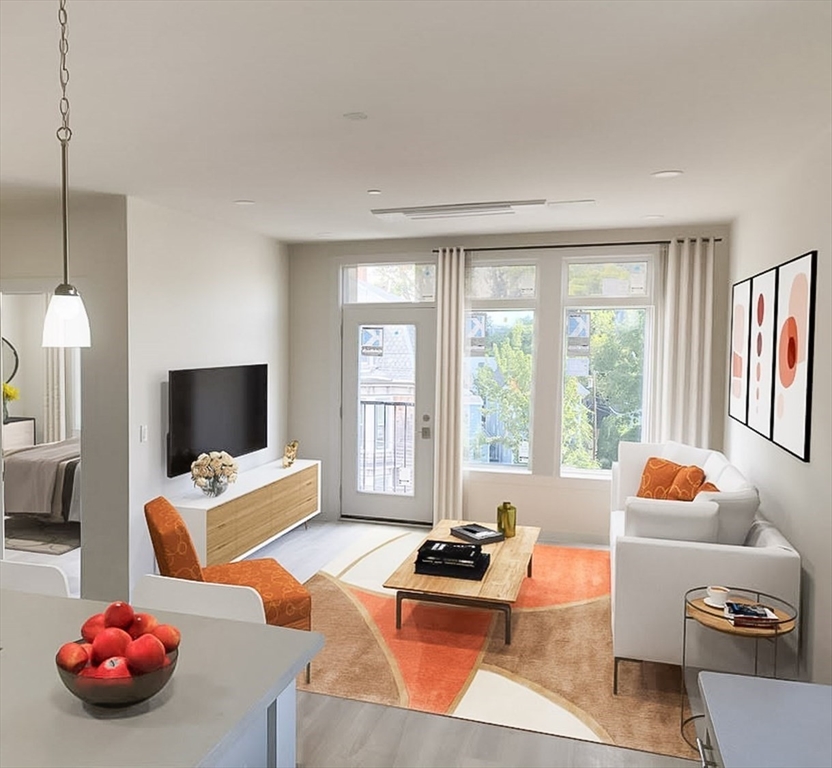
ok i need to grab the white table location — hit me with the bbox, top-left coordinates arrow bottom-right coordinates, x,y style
0,590 -> 323,768
698,671 -> 832,768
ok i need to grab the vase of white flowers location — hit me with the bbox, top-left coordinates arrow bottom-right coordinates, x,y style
190,451 -> 238,497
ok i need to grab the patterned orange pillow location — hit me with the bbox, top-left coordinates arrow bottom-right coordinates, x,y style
668,465 -> 706,501
698,481 -> 720,493
637,457 -> 683,499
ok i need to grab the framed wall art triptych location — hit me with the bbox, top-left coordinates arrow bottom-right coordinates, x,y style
729,250 -> 817,462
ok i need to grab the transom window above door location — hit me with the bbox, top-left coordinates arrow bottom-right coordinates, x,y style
343,263 -> 436,303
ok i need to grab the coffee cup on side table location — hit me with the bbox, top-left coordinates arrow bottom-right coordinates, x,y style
706,585 -> 730,608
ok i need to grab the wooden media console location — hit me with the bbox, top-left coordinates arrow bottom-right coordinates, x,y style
173,459 -> 321,566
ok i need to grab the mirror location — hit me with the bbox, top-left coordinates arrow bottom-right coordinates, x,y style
2,336 -> 19,383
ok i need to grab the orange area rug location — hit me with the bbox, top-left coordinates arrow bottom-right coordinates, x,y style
299,537 -> 691,760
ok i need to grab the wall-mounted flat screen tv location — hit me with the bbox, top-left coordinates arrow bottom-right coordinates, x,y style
166,363 -> 267,478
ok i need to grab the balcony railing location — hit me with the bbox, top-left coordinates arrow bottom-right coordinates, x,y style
358,400 -> 415,495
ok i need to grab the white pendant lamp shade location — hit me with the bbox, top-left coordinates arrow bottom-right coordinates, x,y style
43,286 -> 91,348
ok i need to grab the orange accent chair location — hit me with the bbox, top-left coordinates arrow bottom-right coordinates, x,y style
143,496 -> 311,633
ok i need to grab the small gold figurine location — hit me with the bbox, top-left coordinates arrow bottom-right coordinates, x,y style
282,439 -> 299,468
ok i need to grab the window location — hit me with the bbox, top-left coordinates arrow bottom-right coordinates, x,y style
343,263 -> 435,303
560,258 -> 654,474
464,265 -> 536,468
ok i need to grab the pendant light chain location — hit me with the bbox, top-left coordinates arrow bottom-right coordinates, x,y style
57,0 -> 71,287
57,0 -> 71,143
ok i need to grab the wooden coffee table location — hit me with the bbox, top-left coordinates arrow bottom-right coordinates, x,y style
383,519 -> 540,644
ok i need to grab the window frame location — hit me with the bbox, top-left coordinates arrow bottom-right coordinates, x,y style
559,252 -> 657,477
463,259 -> 539,473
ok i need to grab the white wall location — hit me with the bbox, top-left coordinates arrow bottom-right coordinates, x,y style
126,199 -> 289,588
726,128 -> 832,684
1,192 -> 131,599
1,194 -> 289,600
288,224 -> 730,542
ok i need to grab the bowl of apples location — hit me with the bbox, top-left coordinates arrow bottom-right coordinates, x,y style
55,601 -> 180,707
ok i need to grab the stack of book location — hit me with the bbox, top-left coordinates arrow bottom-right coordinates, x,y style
724,600 -> 780,628
415,540 -> 490,581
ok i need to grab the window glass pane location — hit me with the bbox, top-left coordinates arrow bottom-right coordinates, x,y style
466,265 -> 536,300
344,264 -> 435,303
357,324 -> 416,495
567,261 -> 648,298
561,308 -> 646,471
464,310 -> 534,467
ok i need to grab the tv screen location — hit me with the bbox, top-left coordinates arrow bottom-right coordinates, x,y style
167,364 -> 267,478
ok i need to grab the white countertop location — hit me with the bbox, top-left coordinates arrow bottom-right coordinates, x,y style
699,671 -> 832,768
0,589 -> 323,768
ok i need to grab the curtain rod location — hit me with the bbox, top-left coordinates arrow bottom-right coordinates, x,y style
431,238 -> 723,254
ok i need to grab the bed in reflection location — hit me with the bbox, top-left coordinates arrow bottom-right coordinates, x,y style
3,437 -> 81,522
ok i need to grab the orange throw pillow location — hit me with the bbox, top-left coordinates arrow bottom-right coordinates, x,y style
668,465 -> 706,501
637,457 -> 682,499
698,481 -> 720,493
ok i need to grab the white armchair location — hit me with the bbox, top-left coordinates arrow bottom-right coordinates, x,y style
609,441 -> 801,692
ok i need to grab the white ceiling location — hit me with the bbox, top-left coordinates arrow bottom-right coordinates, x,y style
1,0 -> 830,244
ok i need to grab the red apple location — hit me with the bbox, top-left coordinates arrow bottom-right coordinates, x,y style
152,624 -> 181,652
78,642 -> 93,662
92,656 -> 132,679
128,612 -> 159,639
91,627 -> 132,664
125,633 -> 166,673
56,642 -> 89,674
78,666 -> 98,678
104,601 -> 135,630
81,613 -> 106,643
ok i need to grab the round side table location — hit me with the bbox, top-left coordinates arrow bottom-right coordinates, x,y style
680,586 -> 798,750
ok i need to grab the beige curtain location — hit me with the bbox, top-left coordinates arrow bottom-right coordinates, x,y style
44,346 -> 66,443
433,247 -> 466,522
656,237 -> 715,446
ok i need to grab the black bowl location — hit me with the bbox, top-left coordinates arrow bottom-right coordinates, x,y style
57,647 -> 178,707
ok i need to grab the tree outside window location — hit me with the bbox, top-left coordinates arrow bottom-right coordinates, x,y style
561,259 -> 652,473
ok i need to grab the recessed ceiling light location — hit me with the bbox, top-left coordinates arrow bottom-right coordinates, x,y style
643,214 -> 665,220
233,199 -> 255,206
367,189 -> 382,196
651,170 -> 684,179
343,112 -> 368,121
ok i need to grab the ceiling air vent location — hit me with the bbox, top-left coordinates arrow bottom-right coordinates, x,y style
371,199 -> 547,221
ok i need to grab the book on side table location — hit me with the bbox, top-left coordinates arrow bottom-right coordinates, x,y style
724,601 -> 779,627
450,523 -> 505,544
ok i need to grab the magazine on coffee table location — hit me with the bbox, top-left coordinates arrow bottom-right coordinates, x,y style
450,523 -> 504,544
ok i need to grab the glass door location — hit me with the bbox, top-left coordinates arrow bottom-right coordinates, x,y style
341,306 -> 435,524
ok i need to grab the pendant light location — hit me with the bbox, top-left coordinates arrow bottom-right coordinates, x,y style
42,0 -> 91,348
